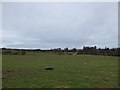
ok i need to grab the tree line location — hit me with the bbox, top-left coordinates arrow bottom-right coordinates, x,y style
1,46 -> 120,56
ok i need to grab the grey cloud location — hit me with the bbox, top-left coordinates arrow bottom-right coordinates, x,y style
2,2 -> 118,49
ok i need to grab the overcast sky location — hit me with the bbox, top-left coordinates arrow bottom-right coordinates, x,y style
2,2 -> 118,49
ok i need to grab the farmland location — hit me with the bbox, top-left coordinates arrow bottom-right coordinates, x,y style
2,52 -> 119,88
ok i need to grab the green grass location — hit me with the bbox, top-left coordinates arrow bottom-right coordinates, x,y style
2,52 -> 118,88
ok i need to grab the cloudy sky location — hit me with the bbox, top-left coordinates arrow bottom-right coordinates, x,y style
2,2 -> 118,49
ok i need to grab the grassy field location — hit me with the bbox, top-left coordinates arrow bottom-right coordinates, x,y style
2,52 -> 119,88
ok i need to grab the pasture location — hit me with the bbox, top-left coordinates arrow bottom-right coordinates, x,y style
2,52 -> 118,88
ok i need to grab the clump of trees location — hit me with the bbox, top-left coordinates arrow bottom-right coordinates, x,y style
77,46 -> 119,56
2,50 -> 26,55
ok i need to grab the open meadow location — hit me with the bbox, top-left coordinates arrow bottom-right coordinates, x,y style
2,52 -> 119,88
